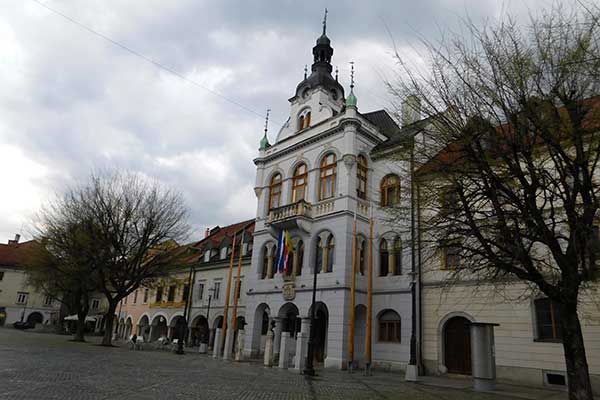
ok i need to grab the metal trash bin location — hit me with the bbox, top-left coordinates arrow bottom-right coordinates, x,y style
470,322 -> 499,391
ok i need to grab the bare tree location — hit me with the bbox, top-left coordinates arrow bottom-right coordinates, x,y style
388,3 -> 600,399
28,198 -> 103,341
31,171 -> 190,346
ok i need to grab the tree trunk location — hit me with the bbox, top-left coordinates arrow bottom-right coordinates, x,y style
101,301 -> 117,346
559,301 -> 594,400
73,291 -> 89,342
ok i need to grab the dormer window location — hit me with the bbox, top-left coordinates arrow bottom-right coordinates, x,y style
297,109 -> 312,131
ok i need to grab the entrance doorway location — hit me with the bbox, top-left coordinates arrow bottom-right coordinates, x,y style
309,302 -> 329,364
443,316 -> 472,375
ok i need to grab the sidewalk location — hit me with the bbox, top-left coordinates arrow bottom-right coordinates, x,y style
415,375 -> 567,400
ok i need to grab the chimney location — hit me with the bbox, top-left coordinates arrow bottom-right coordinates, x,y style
401,95 -> 421,127
8,233 -> 20,245
205,228 -> 210,238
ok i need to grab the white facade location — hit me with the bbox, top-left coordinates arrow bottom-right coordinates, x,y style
243,28 -> 414,371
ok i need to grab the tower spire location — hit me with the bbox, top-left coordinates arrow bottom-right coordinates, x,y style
322,8 -> 328,35
259,108 -> 271,151
346,61 -> 357,108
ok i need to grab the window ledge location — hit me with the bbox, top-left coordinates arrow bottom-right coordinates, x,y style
533,338 -> 563,344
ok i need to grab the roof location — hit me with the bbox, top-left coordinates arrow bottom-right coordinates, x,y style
369,114 -> 432,155
361,110 -> 401,139
0,240 -> 38,268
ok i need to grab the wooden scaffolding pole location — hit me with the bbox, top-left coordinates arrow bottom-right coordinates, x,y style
365,210 -> 374,374
231,229 -> 246,331
348,213 -> 357,371
222,232 -> 237,341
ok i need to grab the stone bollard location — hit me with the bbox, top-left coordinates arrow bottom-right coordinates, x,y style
235,330 -> 245,361
264,331 -> 274,367
223,329 -> 234,361
294,317 -> 310,372
213,328 -> 223,359
278,332 -> 291,369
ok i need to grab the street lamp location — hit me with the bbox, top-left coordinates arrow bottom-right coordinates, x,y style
176,264 -> 195,355
303,258 -> 319,376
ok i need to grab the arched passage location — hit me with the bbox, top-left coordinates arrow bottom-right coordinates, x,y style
125,317 -> 133,338
308,302 -> 329,363
443,316 -> 472,375
251,303 -> 270,355
138,315 -> 150,339
150,315 -> 168,342
191,315 -> 209,346
26,312 -> 43,325
169,315 -> 186,341
278,302 -> 300,338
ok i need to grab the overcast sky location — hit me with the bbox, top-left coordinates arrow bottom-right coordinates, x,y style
0,0 -> 569,243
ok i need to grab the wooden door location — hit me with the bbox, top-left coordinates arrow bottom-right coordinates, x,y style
444,317 -> 472,375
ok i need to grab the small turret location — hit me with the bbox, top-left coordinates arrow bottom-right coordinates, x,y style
346,61 -> 357,108
259,109 -> 271,151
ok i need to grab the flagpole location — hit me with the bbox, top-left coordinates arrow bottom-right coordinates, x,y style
365,204 -> 374,375
222,231 -> 237,355
348,212 -> 357,371
231,229 -> 246,332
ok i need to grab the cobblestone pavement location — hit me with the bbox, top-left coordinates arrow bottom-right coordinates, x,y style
0,328 -> 557,400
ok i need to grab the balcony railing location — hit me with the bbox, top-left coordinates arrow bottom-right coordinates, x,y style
267,200 -> 312,224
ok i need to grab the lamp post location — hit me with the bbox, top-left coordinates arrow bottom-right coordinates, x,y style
176,264 -> 195,355
206,285 -> 215,348
303,256 -> 319,376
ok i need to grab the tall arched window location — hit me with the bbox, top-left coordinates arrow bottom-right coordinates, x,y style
378,310 -> 401,342
393,238 -> 402,275
269,244 -> 277,279
379,239 -> 389,276
268,173 -> 282,210
260,245 -> 268,279
359,239 -> 366,275
357,155 -> 368,199
295,240 -> 304,276
305,112 -> 311,127
292,163 -> 308,202
315,237 -> 323,273
298,110 -> 311,130
319,153 -> 337,200
381,174 -> 400,206
326,235 -> 335,272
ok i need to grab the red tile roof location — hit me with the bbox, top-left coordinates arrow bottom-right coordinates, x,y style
0,240 -> 38,268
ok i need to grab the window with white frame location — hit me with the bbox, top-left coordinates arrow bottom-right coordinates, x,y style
143,288 -> 149,304
16,292 -> 28,305
213,282 -> 221,299
91,298 -> 100,311
43,296 -> 53,306
197,283 -> 205,300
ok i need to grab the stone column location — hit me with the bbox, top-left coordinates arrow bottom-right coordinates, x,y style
278,332 -> 291,369
212,328 -> 223,358
223,327 -> 234,360
292,249 -> 300,277
272,317 -> 283,364
294,317 -> 311,372
235,330 -> 245,361
264,330 -> 274,367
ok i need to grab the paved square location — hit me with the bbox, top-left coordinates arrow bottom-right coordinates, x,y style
0,328 -> 560,399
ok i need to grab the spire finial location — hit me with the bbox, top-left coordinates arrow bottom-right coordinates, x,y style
322,8 -> 328,35
259,108 -> 271,150
335,66 -> 339,81
346,61 -> 357,108
304,65 -> 308,79
264,108 -> 271,135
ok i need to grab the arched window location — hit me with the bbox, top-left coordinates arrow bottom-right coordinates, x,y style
378,310 -> 401,342
268,173 -> 282,210
379,239 -> 389,276
326,235 -> 335,272
269,244 -> 277,279
357,155 -> 368,199
359,239 -> 366,275
292,163 -> 308,202
381,174 -> 400,207
393,238 -> 402,275
319,153 -> 337,200
295,240 -> 304,276
260,245 -> 268,279
315,237 -> 323,273
298,110 -> 311,130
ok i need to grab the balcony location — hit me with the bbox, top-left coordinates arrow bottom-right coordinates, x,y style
267,200 -> 312,231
